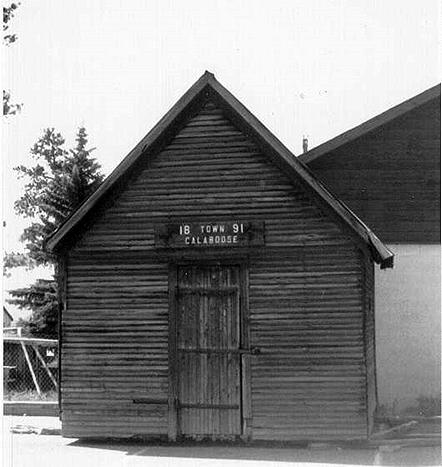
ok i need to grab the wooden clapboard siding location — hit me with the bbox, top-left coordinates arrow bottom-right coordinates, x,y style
62,100 -> 374,440
249,247 -> 368,440
62,258 -> 169,438
363,254 -> 377,436
305,96 -> 441,243
73,114 -> 345,252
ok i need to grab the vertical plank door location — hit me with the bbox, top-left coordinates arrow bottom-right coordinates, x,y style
177,265 -> 242,439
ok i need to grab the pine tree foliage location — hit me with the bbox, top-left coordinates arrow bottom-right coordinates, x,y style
12,127 -> 103,267
10,279 -> 58,338
5,127 -> 104,337
3,252 -> 35,277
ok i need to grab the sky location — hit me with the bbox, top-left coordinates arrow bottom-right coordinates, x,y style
2,0 -> 440,319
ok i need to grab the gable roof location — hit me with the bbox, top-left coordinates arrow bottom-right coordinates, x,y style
46,71 -> 393,268
299,84 -> 441,164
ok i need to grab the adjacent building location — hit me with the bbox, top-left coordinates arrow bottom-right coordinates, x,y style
299,84 -> 441,413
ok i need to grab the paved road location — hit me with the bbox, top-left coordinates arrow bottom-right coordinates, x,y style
2,417 -> 441,467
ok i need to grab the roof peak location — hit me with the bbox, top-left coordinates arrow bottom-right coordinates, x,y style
46,73 -> 393,268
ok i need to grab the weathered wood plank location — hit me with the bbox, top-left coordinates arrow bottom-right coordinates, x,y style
61,99 -> 373,441
306,96 -> 440,242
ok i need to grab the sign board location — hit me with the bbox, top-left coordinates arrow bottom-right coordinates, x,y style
155,221 -> 265,248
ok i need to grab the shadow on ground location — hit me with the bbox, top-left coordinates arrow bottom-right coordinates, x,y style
67,439 -> 441,466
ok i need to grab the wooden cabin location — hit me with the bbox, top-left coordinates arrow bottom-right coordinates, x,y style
47,72 -> 393,441
299,85 -> 440,414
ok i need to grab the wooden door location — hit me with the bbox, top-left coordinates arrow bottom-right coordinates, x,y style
176,265 -> 242,438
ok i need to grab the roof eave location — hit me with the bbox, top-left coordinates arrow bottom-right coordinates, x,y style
367,231 -> 394,269
46,71 -> 217,252
299,83 -> 441,165
207,85 -> 395,267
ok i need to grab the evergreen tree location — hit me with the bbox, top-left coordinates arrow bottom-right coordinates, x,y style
9,280 -> 58,339
5,127 -> 104,337
13,128 -> 69,266
12,127 -> 103,266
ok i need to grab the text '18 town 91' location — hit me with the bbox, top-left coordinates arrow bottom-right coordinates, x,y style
155,221 -> 265,248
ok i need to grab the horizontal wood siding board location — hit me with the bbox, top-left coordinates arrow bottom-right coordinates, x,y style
58,254 -> 67,415
62,99 -> 371,440
364,255 -> 377,435
306,97 -> 441,243
62,258 -> 169,438
248,248 -> 367,439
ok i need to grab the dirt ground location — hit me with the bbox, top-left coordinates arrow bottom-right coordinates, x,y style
2,415 -> 441,467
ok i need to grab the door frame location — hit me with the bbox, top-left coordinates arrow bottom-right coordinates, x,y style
167,259 -> 251,441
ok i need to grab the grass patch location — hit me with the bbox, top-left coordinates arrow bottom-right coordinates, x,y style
4,390 -> 57,402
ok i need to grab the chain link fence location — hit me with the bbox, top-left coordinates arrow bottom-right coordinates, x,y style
3,332 -> 58,401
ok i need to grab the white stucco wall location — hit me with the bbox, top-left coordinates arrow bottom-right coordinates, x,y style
375,244 -> 441,411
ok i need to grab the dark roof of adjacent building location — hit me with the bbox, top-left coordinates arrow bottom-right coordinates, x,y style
298,84 -> 440,244
299,84 -> 441,165
46,71 -> 393,268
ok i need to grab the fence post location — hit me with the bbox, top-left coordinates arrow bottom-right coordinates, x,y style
32,344 -> 58,389
20,341 -> 41,395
